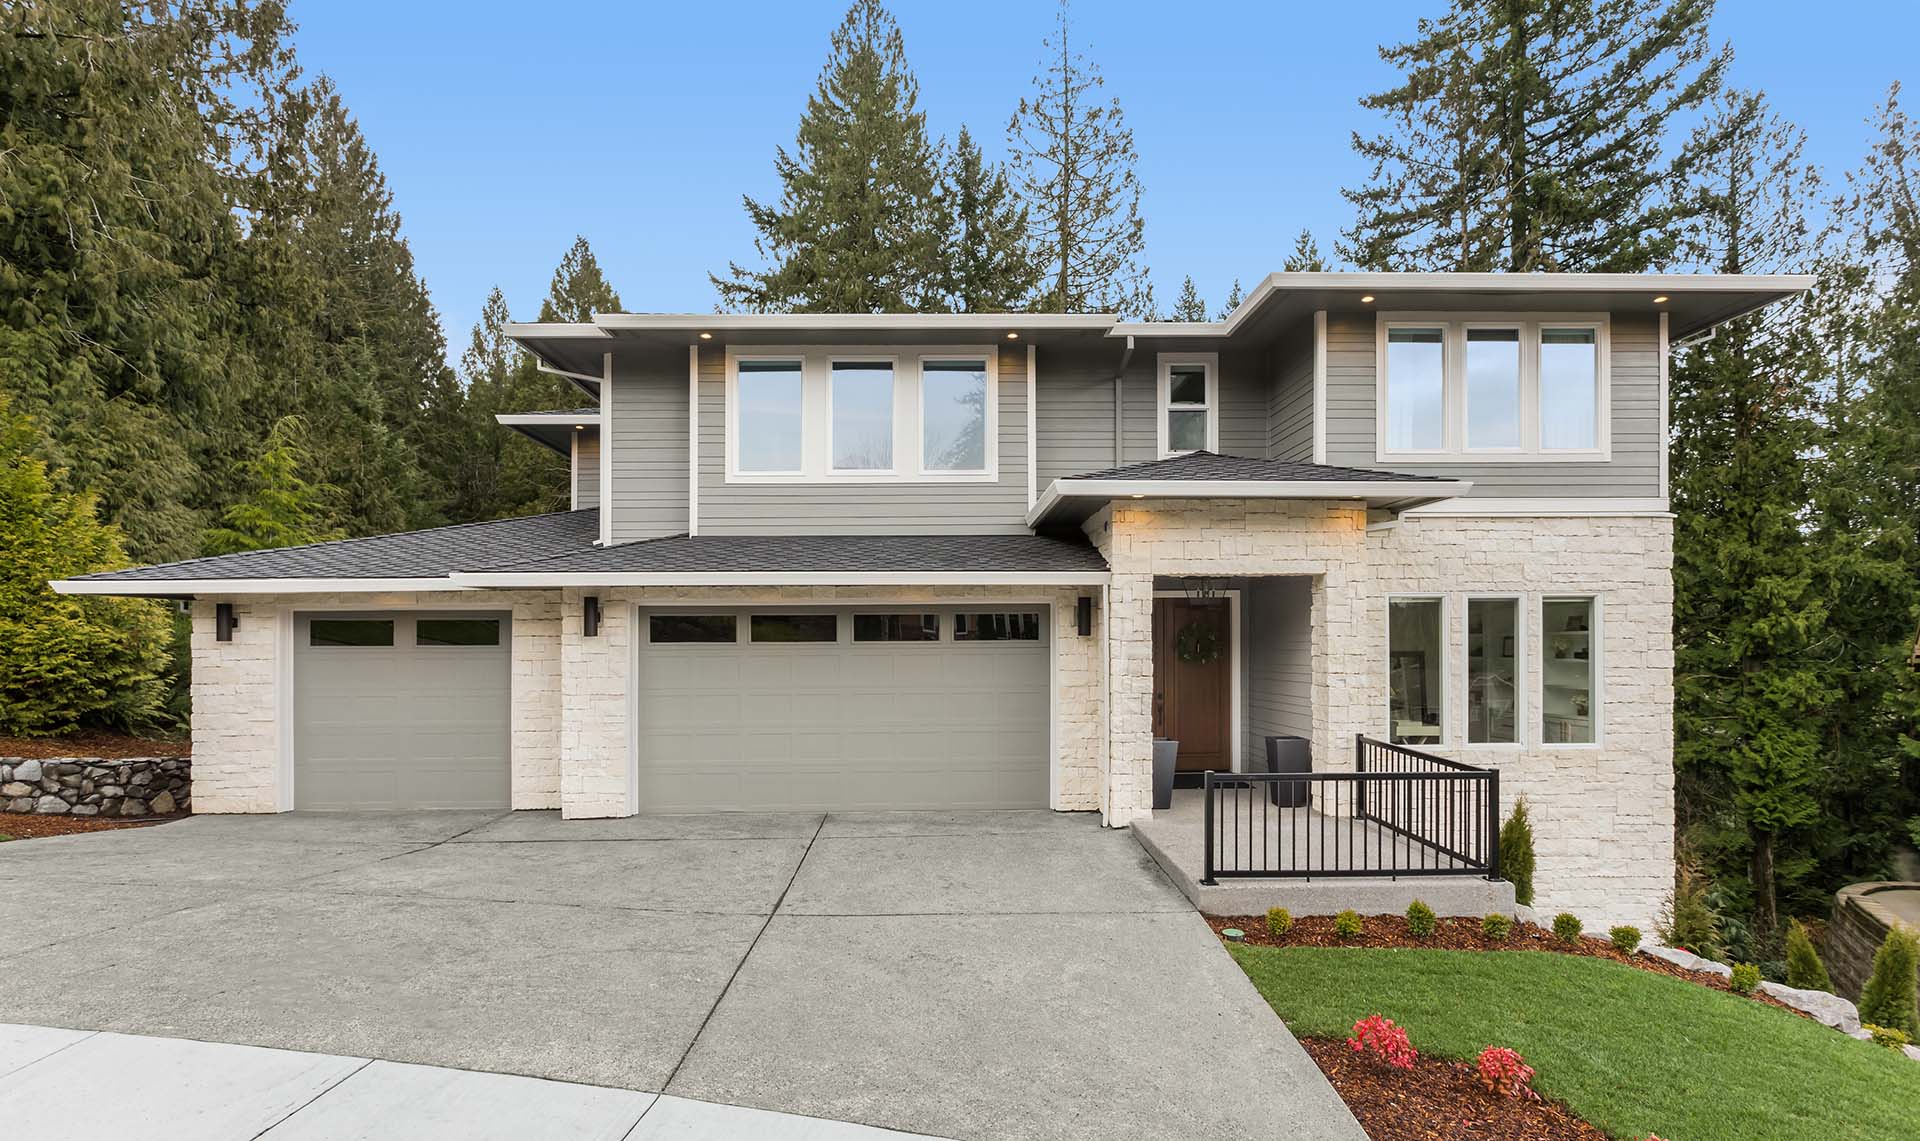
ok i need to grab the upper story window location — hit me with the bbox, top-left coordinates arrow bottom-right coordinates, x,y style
1377,315 -> 1609,461
726,347 -> 998,483
1157,353 -> 1218,456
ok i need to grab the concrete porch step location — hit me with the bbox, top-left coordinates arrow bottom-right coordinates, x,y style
1132,801 -> 1516,919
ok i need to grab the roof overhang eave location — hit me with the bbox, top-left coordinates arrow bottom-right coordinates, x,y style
49,576 -> 469,597
449,569 -> 1112,589
1026,477 -> 1474,528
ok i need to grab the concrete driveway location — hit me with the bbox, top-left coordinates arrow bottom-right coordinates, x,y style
0,810 -> 1360,1140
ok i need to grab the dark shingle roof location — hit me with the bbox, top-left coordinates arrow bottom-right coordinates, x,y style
1063,451 -> 1452,483
484,532 -> 1107,576
69,510 -> 601,582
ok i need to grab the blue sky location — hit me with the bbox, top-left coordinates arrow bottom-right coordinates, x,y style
288,1 -> 1915,363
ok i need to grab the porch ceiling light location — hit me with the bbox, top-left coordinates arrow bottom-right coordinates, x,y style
1652,295 -> 1669,304
574,424 -> 587,430
698,331 -> 713,340
1005,331 -> 1020,340
1359,294 -> 1375,303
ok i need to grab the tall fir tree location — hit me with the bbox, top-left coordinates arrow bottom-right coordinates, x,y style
1170,276 -> 1208,321
1341,0 -> 1726,272
1216,278 -> 1244,320
1669,90 -> 1831,934
1007,0 -> 1150,316
940,126 -> 1041,312
713,0 -> 944,313
202,417 -> 344,556
1284,230 -> 1327,271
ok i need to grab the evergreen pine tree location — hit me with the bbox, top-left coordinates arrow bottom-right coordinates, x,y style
1283,230 -> 1326,271
714,0 -> 944,313
202,418 -> 344,556
1784,919 -> 1833,992
1216,278 -> 1244,320
1170,276 -> 1208,321
1857,926 -> 1920,1036
940,126 -> 1041,313
1499,798 -> 1536,906
1007,0 -> 1150,315
1669,91 -> 1830,934
1342,0 -> 1726,271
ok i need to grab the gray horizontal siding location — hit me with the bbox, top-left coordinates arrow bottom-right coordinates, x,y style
1246,576 -> 1313,763
572,427 -> 600,511
608,349 -> 690,542
1035,345 -> 1121,483
1322,312 -> 1662,497
1267,328 -> 1314,463
1114,347 -> 1267,465
696,343 -> 1030,535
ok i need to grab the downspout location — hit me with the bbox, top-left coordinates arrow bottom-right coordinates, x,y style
1112,335 -> 1135,465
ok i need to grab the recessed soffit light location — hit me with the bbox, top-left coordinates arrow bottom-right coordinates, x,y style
1652,295 -> 1669,304
1359,295 -> 1375,304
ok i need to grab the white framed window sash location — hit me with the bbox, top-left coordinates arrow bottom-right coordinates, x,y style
1462,592 -> 1525,749
1384,593 -> 1448,745
1375,313 -> 1611,462
1539,594 -> 1603,749
724,345 -> 999,484
1156,351 -> 1219,457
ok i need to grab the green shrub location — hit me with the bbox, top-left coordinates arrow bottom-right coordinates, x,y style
1334,910 -> 1364,940
1656,856 -> 1726,962
1729,963 -> 1761,995
1857,927 -> 1920,1038
1784,919 -> 1833,992
0,400 -> 173,736
1552,913 -> 1583,945
1265,907 -> 1292,938
1499,798 -> 1536,906
1865,1023 -> 1912,1052
1406,900 -> 1437,938
1482,912 -> 1515,942
1610,925 -> 1642,955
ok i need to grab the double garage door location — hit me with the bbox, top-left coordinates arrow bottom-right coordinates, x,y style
291,605 -> 1050,813
634,606 -> 1051,812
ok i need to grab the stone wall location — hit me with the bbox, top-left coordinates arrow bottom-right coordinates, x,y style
1828,882 -> 1920,1001
1084,498 -> 1675,927
0,757 -> 190,817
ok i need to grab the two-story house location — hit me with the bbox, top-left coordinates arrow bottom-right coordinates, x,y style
55,271 -> 1810,924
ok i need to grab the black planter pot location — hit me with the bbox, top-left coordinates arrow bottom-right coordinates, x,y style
1152,739 -> 1179,810
1263,735 -> 1311,808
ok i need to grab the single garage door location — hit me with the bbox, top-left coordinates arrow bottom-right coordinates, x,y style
635,606 -> 1050,812
293,611 -> 511,810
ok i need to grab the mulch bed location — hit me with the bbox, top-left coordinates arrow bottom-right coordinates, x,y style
1301,1038 -> 1607,1141
0,812 -> 176,841
0,730 -> 190,759
1210,913 -> 1806,1016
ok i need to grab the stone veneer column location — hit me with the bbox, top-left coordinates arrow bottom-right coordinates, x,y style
559,590 -> 634,818
1103,571 -> 1156,825
510,593 -> 563,810
189,598 -> 283,812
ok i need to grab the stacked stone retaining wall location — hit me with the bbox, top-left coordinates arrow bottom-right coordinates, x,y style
0,757 -> 190,817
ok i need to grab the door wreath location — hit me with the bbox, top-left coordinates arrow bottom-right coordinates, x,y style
1175,619 -> 1222,664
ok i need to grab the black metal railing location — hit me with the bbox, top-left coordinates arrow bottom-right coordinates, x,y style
1200,735 -> 1500,884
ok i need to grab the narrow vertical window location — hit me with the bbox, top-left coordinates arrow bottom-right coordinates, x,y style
1466,598 -> 1519,744
1387,597 -> 1444,745
1541,597 -> 1596,744
1163,360 -> 1212,454
736,361 -> 804,473
1385,328 -> 1445,451
831,361 -> 894,471
921,360 -> 988,472
1465,328 -> 1521,449
1539,329 -> 1599,450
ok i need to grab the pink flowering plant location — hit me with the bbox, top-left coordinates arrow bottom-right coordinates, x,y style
1346,1014 -> 1417,1070
1474,1046 -> 1538,1100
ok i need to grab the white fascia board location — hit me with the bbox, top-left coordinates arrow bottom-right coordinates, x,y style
494,413 -> 601,426
1403,496 -> 1672,518
451,570 -> 1110,588
503,322 -> 612,339
591,312 -> 1117,334
50,577 -> 467,596
1025,477 -> 1473,527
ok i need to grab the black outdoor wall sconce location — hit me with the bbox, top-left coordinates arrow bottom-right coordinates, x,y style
583,595 -> 602,637
215,602 -> 238,642
1076,595 -> 1094,637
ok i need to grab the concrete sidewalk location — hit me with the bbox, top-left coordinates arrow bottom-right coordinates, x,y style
0,1023 -> 940,1140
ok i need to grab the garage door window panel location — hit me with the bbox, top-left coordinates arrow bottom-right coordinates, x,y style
749,614 -> 840,643
649,614 -> 739,643
416,618 -> 500,647
953,612 -> 1042,642
852,613 -> 941,642
309,619 -> 394,647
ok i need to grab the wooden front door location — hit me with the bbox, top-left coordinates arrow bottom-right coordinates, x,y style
1152,597 -> 1231,771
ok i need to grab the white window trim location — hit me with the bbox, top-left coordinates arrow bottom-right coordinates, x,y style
725,345 -> 999,484
1540,594 -> 1603,749
1156,352 -> 1219,457
913,353 -> 999,479
1385,594 -> 1447,746
1463,594 -> 1525,749
1375,312 -> 1611,462
828,354 -> 902,476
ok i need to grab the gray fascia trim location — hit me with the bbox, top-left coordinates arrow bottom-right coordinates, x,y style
589,312 -> 1118,334
1025,477 -> 1474,527
494,413 -> 601,425
50,577 -> 467,596
451,570 -> 1110,588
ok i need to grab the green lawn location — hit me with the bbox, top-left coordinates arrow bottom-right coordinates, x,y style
1231,946 -> 1919,1141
